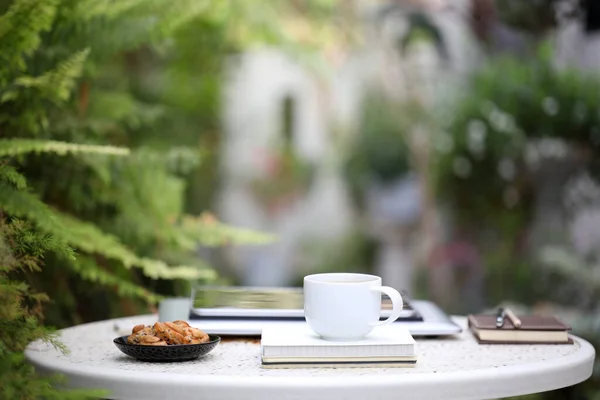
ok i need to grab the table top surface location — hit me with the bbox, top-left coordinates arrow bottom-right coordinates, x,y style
26,314 -> 595,400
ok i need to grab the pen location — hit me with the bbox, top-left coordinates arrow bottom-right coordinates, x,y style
504,307 -> 522,329
495,308 -> 505,328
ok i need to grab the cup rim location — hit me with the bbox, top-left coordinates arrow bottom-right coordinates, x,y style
304,272 -> 380,284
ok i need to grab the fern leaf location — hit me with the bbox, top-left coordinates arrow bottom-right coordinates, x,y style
58,208 -> 216,280
0,182 -> 62,234
6,218 -> 76,265
181,212 -> 276,247
56,0 -> 215,56
85,89 -> 166,128
0,0 -> 59,81
57,211 -> 215,279
0,183 -> 214,280
0,235 -> 17,269
0,139 -> 129,157
0,191 -> 75,263
151,0 -> 212,38
0,164 -> 27,189
10,48 -> 90,103
72,0 -> 150,21
63,255 -> 163,303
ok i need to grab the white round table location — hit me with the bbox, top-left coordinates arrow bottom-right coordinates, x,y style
26,314 -> 595,400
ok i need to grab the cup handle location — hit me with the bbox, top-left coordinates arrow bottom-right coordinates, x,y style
370,286 -> 403,326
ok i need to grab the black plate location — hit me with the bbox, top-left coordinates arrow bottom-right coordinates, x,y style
113,335 -> 220,362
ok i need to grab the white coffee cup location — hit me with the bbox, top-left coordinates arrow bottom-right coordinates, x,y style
303,273 -> 403,340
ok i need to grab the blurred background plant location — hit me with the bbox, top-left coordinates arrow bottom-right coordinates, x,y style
249,146 -> 316,215
434,44 -> 600,309
344,89 -> 413,209
432,4 -> 600,398
248,95 -> 317,215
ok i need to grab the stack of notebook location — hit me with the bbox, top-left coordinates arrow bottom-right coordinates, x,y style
468,313 -> 572,344
260,324 -> 417,368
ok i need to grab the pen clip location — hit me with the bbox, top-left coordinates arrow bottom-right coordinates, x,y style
495,308 -> 505,328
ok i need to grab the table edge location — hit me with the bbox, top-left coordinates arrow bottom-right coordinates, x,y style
25,334 -> 595,400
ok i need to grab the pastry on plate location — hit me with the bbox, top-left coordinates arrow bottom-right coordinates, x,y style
126,321 -> 209,345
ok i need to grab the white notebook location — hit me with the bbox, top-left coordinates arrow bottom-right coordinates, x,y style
261,324 -> 416,359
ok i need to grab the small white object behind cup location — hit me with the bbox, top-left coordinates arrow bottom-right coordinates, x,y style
158,297 -> 191,322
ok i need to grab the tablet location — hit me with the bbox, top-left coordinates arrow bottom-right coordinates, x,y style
189,286 -> 462,336
191,286 -> 420,320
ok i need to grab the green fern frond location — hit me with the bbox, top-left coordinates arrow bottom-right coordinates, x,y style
72,0 -> 150,21
0,279 -> 35,320
139,257 -> 215,280
0,182 -> 214,280
151,0 -> 212,38
51,0 -> 215,58
0,0 -> 59,82
0,164 -> 27,189
63,254 -> 163,303
0,139 -> 129,157
57,208 -> 208,279
181,212 -> 276,247
0,235 -> 17,269
0,349 -> 106,399
6,218 -> 76,265
0,182 -> 63,234
0,282 -> 25,320
86,89 -> 166,128
59,209 -> 215,280
165,146 -> 203,175
0,212 -> 75,268
57,210 -> 215,279
10,48 -> 90,103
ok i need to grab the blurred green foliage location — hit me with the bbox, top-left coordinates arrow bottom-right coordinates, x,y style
1,0 -> 281,329
0,219 -> 106,400
435,46 -> 600,398
436,45 -> 600,243
292,230 -> 379,287
344,90 -> 413,208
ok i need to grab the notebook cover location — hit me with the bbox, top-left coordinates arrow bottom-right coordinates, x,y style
473,336 -> 574,345
262,324 -> 416,347
262,355 -> 418,363
261,324 -> 416,358
261,360 -> 417,369
468,314 -> 571,331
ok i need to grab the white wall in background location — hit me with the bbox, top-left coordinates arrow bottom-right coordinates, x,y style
219,49 -> 354,286
217,2 -> 481,289
556,20 -> 600,73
